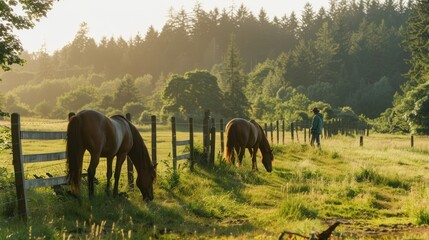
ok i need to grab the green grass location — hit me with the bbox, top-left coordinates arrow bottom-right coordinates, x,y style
1,118 -> 429,239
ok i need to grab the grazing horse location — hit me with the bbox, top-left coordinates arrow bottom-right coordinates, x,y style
224,118 -> 273,172
66,110 -> 157,202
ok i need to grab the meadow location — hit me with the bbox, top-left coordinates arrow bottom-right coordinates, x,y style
0,117 -> 429,239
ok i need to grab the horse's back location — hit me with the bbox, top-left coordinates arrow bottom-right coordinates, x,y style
71,110 -> 132,157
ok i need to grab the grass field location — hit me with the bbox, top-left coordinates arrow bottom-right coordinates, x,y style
1,117 -> 429,239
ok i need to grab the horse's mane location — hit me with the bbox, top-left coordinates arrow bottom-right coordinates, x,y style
251,120 -> 270,151
125,119 -> 157,181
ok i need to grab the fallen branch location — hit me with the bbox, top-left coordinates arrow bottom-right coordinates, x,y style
278,221 -> 341,240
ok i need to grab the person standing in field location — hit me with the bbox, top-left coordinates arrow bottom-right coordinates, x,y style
310,107 -> 323,147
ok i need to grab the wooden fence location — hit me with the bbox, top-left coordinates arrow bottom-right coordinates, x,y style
171,116 -> 194,170
11,111 -> 379,221
11,113 -> 68,222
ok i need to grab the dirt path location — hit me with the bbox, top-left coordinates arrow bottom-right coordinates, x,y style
326,218 -> 429,239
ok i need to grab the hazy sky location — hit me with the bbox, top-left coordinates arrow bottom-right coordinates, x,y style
15,1 -> 330,54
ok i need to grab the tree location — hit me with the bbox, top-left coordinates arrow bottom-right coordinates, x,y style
185,70 -> 224,116
162,74 -> 191,116
162,70 -> 224,118
387,0 -> 429,133
313,22 -> 339,83
406,80 -> 429,134
221,33 -> 249,118
113,75 -> 141,109
402,0 -> 429,92
56,86 -> 97,112
0,0 -> 54,72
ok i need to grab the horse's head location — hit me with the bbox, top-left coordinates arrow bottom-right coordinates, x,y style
261,149 -> 274,172
136,163 -> 157,202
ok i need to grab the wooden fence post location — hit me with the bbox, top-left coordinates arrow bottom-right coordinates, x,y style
282,119 -> 285,144
291,122 -> 294,142
304,128 -> 307,143
189,117 -> 194,170
210,124 -> 216,164
125,113 -> 134,189
360,136 -> 363,147
411,135 -> 414,148
220,119 -> 224,153
276,120 -> 279,144
171,116 -> 177,170
151,115 -> 157,166
203,110 -> 210,161
11,113 -> 28,222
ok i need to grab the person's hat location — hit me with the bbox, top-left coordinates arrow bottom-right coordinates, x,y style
312,107 -> 320,113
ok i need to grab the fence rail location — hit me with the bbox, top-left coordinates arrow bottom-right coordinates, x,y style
11,113 -> 68,222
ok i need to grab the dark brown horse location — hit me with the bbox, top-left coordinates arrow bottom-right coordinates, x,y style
66,110 -> 157,202
224,118 -> 273,172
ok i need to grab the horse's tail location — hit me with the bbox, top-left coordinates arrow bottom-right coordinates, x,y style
224,123 -> 235,164
66,115 -> 84,196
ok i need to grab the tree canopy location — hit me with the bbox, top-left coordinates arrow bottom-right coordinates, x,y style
2,0 -> 428,134
0,0 -> 54,72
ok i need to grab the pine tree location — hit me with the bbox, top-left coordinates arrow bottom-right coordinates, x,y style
388,0 -> 429,133
221,33 -> 250,118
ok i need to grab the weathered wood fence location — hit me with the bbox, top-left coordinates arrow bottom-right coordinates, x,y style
171,116 -> 194,170
11,111 -> 380,221
11,113 -> 68,222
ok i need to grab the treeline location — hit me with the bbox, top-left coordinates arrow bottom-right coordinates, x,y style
0,1 -> 418,128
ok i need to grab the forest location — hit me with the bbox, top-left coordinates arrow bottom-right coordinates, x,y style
0,0 -> 428,134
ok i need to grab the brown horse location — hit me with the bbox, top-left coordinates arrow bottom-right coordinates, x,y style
224,118 -> 273,172
66,110 -> 157,202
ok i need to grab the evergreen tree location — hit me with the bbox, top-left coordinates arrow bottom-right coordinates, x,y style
387,0 -> 429,133
113,75 -> 141,109
221,34 -> 249,117
313,22 -> 340,83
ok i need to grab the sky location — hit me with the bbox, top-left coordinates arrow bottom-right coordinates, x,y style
15,0 -> 330,54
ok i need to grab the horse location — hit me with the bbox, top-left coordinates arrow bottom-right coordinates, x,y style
224,118 -> 273,172
66,110 -> 157,202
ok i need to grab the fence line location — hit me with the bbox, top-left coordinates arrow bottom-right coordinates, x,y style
16,112 -> 423,222
11,113 -> 68,222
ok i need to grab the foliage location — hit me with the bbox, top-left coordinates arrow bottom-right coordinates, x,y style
56,85 -> 97,113
113,75 -> 141,110
0,0 -> 422,130
0,126 -> 11,151
122,102 -> 145,119
221,34 -> 250,118
162,70 -> 224,119
405,80 -> 429,134
0,0 -> 54,72
386,0 -> 429,134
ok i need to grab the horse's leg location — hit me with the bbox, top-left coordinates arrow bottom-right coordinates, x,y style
88,153 -> 100,198
105,156 -> 114,195
113,153 -> 127,197
238,147 -> 245,167
252,147 -> 258,171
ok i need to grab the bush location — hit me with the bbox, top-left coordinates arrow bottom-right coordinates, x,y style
122,102 -> 145,119
138,111 -> 152,124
